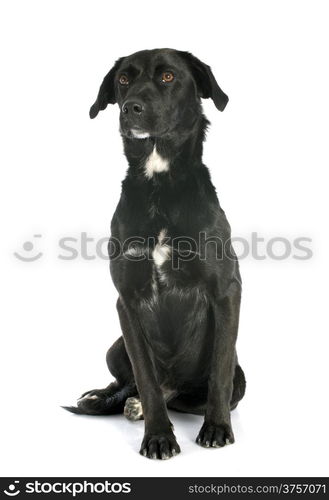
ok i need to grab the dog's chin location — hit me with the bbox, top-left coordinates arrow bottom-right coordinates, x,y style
121,126 -> 170,140
120,127 -> 150,140
131,129 -> 151,139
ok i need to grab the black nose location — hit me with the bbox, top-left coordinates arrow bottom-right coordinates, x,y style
122,100 -> 144,115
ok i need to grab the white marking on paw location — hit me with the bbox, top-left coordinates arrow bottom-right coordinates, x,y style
124,397 -> 143,420
145,146 -> 169,178
78,394 -> 99,402
87,395 -> 98,400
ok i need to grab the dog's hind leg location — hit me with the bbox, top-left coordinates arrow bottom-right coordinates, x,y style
167,364 -> 246,415
230,364 -> 246,410
62,335 -> 137,415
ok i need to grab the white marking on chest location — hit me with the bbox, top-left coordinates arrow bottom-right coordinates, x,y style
144,146 -> 169,178
153,229 -> 171,267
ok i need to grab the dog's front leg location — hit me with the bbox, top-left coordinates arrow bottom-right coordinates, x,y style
117,298 -> 180,459
197,282 -> 241,448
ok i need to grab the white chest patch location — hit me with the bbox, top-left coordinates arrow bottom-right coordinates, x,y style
144,146 -> 169,178
153,229 -> 171,267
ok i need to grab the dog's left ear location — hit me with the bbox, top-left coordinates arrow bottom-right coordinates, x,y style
179,52 -> 229,111
89,57 -> 125,119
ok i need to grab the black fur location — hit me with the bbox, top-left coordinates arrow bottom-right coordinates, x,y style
64,49 -> 245,459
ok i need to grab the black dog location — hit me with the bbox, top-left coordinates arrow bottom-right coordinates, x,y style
64,49 -> 246,459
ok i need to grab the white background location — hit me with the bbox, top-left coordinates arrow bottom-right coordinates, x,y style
1,0 -> 328,478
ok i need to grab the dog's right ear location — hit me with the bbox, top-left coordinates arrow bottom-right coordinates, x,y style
89,57 -> 125,119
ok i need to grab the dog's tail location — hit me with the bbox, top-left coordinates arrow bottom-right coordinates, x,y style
62,382 -> 137,416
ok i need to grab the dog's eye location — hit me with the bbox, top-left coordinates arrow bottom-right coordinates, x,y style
162,71 -> 174,83
119,74 -> 129,85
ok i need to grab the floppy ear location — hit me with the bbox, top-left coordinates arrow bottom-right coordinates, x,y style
89,57 -> 125,119
179,52 -> 229,111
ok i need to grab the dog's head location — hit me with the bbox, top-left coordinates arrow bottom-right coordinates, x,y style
90,49 -> 228,139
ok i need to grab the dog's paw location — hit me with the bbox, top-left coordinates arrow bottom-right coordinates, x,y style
62,384 -> 125,415
140,431 -> 181,460
196,422 -> 234,448
78,388 -> 108,400
124,397 -> 144,421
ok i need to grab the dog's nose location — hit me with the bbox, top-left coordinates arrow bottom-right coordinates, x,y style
122,100 -> 144,115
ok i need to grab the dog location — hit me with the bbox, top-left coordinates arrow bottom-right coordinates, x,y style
63,48 -> 246,460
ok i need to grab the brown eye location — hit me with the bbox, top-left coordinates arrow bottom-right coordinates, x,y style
162,71 -> 174,83
119,74 -> 129,85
